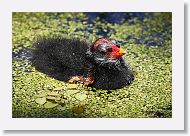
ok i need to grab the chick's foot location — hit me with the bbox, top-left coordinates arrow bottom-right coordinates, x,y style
68,75 -> 94,87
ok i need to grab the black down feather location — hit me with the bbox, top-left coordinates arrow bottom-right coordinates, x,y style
31,36 -> 134,90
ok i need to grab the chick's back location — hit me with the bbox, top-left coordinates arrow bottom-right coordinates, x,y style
31,37 -> 91,81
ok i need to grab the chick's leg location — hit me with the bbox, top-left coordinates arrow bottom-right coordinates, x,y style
68,75 -> 94,87
68,76 -> 83,83
68,63 -> 95,87
84,74 -> 94,86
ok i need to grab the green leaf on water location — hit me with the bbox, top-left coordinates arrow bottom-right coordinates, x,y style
75,93 -> 87,101
44,101 -> 58,109
57,105 -> 66,111
33,93 -> 47,99
46,96 -> 58,100
67,84 -> 78,89
35,97 -> 46,105
47,92 -> 60,96
67,89 -> 80,95
53,87 -> 65,91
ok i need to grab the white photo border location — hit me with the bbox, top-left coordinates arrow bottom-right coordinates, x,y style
0,0 -> 184,130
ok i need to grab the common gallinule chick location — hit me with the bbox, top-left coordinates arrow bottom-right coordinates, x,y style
31,36 -> 134,90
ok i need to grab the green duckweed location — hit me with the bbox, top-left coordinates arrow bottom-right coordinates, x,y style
12,12 -> 172,118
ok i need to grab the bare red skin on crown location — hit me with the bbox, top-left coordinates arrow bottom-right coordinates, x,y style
92,38 -> 116,50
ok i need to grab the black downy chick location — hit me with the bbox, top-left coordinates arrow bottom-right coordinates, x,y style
31,36 -> 134,90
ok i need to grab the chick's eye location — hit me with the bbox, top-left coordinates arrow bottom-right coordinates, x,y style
106,46 -> 113,52
116,44 -> 120,48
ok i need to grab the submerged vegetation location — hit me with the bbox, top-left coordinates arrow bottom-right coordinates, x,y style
12,12 -> 172,118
